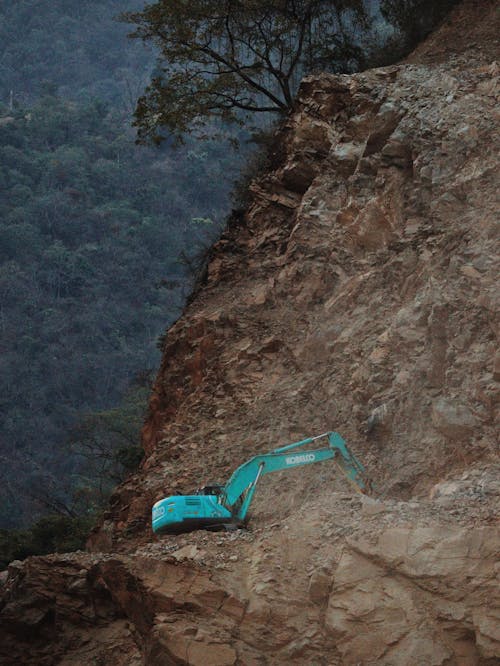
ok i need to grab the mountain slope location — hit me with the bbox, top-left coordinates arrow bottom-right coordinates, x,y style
104,0 -> 498,543
1,1 -> 499,663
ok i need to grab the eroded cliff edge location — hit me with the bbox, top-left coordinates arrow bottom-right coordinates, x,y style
1,1 -> 499,664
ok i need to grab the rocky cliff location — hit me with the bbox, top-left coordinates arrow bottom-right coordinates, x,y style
1,1 -> 499,664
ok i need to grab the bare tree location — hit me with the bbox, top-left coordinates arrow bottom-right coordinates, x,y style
123,0 -> 368,143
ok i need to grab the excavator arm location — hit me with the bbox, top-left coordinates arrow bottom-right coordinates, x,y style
221,431 -> 368,521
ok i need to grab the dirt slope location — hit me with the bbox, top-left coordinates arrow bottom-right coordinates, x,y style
1,1 -> 499,664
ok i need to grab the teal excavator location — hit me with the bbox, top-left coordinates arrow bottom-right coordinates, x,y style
152,431 -> 369,535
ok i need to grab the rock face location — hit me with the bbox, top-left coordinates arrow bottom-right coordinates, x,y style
1,1 -> 499,664
327,526 -> 500,664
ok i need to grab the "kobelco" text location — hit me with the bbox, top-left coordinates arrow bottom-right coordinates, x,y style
285,453 -> 316,465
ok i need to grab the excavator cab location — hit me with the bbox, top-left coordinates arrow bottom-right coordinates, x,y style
195,484 -> 224,496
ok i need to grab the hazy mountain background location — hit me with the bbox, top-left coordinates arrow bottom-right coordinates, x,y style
0,0 -> 244,529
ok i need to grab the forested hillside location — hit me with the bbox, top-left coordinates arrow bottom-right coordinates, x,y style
0,0 -> 150,105
0,0 -> 242,529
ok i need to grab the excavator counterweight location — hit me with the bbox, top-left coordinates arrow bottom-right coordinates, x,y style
152,431 -> 369,535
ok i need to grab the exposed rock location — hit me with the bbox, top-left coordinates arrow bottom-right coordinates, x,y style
432,397 -> 478,438
330,141 -> 364,175
360,496 -> 387,516
171,544 -> 205,562
308,569 -> 331,604
326,527 -> 500,664
493,350 -> 500,381
363,102 -> 403,156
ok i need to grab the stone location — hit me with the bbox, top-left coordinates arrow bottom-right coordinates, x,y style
282,160 -> 318,193
360,496 -> 387,516
381,132 -> 413,168
172,545 -> 205,561
329,141 -> 363,175
363,102 -> 402,156
431,398 -> 478,438
461,264 -> 483,280
366,403 -> 391,432
493,350 -> 500,381
308,570 -> 331,604
473,607 -> 500,658
187,642 -> 237,666
430,480 -> 461,499
351,199 -> 394,250
368,346 -> 389,364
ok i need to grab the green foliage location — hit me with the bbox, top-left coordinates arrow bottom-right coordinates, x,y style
115,444 -> 144,472
0,514 -> 95,569
0,92 -> 241,529
231,122 -> 286,207
0,0 -> 152,106
124,0 -> 369,143
0,378 -> 148,567
0,0 -> 248,533
70,380 -> 150,500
